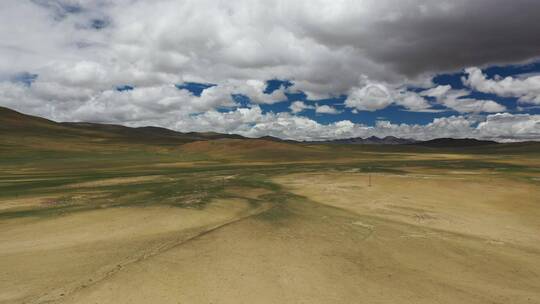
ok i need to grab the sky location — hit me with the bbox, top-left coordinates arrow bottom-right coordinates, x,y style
1,0 -> 540,141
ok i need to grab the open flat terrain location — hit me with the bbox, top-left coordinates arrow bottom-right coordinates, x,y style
1,107 -> 540,303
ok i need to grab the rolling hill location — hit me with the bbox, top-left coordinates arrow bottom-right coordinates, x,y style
1,106 -> 539,156
0,106 -> 249,149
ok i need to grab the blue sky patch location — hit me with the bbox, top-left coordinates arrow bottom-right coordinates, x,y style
116,85 -> 134,92
482,61 -> 540,78
90,19 -> 109,30
11,72 -> 38,86
176,82 -> 216,97
232,94 -> 252,107
265,79 -> 293,94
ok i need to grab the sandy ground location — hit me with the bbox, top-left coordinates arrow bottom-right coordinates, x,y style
275,172 -> 540,249
0,198 -> 265,304
62,175 -> 165,189
56,192 -> 540,304
1,171 -> 539,304
0,195 -> 59,211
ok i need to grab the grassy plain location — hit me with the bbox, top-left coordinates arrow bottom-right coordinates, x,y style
1,107 -> 540,303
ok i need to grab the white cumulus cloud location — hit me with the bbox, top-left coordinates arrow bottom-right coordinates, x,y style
315,104 -> 342,114
421,85 -> 506,113
0,0 -> 539,141
464,67 -> 540,105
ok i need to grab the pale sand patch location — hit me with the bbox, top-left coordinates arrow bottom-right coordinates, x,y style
0,198 -> 264,304
58,198 -> 540,304
63,175 -> 164,188
274,172 -> 540,250
0,192 -> 110,212
150,161 -> 222,168
393,153 -> 475,161
0,195 -> 59,211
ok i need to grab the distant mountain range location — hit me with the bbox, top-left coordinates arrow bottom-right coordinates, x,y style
414,138 -> 498,147
307,136 -> 418,145
305,136 -> 505,147
0,106 -> 532,148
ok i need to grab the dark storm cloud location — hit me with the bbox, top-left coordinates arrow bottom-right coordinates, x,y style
300,0 -> 540,78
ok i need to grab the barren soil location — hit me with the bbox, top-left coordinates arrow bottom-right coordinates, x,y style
1,164 -> 539,303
